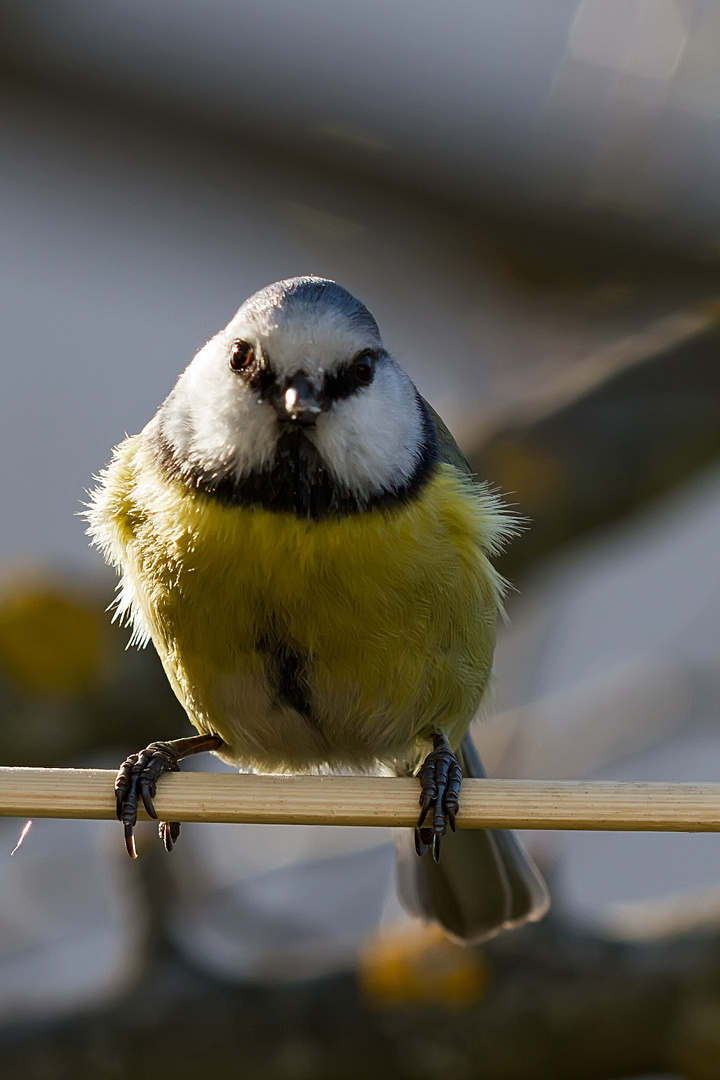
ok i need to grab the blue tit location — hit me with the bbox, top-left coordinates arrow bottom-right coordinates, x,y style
87,276 -> 549,943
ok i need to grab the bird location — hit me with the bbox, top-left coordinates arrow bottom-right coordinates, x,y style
86,275 -> 549,943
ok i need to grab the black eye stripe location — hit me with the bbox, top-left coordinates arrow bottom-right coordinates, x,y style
324,352 -> 378,402
230,346 -> 380,405
247,361 -> 275,397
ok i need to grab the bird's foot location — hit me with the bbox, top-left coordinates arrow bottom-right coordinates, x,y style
415,735 -> 462,863
114,734 -> 223,858
115,741 -> 182,859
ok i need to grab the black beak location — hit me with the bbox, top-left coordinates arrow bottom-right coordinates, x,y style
270,374 -> 323,426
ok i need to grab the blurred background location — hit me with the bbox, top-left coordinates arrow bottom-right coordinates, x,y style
1,2 -> 720,1077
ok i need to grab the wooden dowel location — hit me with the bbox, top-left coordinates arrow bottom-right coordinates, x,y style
2,767 -> 720,831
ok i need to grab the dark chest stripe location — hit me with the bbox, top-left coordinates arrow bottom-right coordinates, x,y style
151,393 -> 440,520
256,622 -> 320,731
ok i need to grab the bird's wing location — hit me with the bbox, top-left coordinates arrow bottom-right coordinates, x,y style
421,396 -> 473,478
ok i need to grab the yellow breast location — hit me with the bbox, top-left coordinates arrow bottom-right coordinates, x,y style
90,437 -> 508,771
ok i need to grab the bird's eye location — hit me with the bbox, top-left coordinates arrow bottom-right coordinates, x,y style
229,340 -> 255,373
351,351 -> 375,386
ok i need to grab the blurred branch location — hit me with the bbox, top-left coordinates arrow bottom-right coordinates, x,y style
470,301 -> 720,576
4,767 -> 720,831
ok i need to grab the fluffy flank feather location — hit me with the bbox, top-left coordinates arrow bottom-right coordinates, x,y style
85,437 -> 153,647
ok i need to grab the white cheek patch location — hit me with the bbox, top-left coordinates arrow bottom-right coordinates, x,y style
160,334 -> 278,478
313,365 -> 425,498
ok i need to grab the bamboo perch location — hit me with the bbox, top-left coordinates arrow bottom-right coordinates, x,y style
2,767 -> 720,831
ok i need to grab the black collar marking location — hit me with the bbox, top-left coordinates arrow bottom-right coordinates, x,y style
151,393 -> 440,520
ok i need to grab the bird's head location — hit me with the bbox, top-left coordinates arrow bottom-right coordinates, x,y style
150,277 -> 437,514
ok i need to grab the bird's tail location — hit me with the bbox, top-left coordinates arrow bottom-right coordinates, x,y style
395,733 -> 550,943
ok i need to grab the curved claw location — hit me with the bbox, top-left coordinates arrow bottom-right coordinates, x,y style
159,820 -> 181,852
417,793 -> 433,829
124,822 -> 138,860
